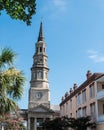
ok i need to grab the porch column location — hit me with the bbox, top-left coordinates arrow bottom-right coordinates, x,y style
34,118 -> 37,130
95,81 -> 99,121
1,125 -> 4,130
96,100 -> 99,121
27,118 -> 30,130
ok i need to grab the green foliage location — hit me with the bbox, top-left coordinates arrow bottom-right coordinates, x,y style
0,0 -> 36,25
67,116 -> 96,130
0,47 -> 26,114
42,116 -> 96,130
0,96 -> 17,114
0,47 -> 16,68
42,117 -> 69,130
0,112 -> 26,130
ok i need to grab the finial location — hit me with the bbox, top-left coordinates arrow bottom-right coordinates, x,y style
38,21 -> 44,42
41,17 -> 43,21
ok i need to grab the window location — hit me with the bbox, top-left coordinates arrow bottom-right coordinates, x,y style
36,47 -> 38,53
82,90 -> 86,103
90,103 -> 95,118
76,111 -> 77,118
70,113 -> 72,117
82,107 -> 87,117
77,93 -> 82,106
70,100 -> 72,110
90,85 -> 95,98
38,71 -> 42,79
45,72 -> 48,79
45,59 -> 47,65
78,108 -> 82,117
63,105 -> 65,115
40,47 -> 42,52
33,72 -> 36,79
103,104 -> 104,114
76,96 -> 77,107
102,84 -> 104,89
37,118 -> 43,126
66,103 -> 68,114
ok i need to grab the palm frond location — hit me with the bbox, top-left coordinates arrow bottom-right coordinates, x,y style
0,47 -> 16,69
0,96 -> 18,115
2,68 -> 26,100
0,47 -> 26,115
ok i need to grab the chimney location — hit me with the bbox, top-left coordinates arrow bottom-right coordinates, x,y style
86,70 -> 92,79
65,92 -> 69,98
62,96 -> 64,101
70,88 -> 73,94
73,83 -> 77,91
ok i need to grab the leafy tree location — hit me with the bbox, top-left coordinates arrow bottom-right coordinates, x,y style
0,112 -> 26,130
0,0 -> 36,25
42,116 -> 96,130
42,117 -> 69,130
67,116 -> 96,130
0,47 -> 26,115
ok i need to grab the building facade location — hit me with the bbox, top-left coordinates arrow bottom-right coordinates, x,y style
60,70 -> 104,130
27,22 -> 55,130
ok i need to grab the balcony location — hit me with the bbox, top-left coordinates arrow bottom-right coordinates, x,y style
97,115 -> 104,122
96,90 -> 104,100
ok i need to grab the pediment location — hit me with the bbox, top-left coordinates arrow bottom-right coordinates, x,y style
30,104 -> 54,113
33,107 -> 48,112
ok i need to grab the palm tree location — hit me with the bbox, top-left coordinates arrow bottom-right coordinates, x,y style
0,47 -> 26,115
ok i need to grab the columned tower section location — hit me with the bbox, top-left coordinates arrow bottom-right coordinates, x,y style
28,22 -> 50,109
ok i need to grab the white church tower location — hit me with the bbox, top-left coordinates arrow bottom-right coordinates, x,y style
28,22 -> 54,130
28,22 -> 50,109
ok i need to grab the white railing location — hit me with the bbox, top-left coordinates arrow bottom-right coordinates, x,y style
97,115 -> 104,122
96,90 -> 104,99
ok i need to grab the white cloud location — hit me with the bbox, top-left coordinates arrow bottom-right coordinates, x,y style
87,49 -> 104,63
42,0 -> 68,16
52,0 -> 67,11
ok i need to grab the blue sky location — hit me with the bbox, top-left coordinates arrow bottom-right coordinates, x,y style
1,0 -> 104,109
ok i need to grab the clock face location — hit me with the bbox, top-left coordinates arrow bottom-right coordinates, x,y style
35,92 -> 42,99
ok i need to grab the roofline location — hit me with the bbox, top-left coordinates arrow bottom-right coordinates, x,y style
60,73 -> 104,106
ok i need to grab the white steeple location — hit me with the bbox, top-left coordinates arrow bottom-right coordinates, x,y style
28,22 -> 50,109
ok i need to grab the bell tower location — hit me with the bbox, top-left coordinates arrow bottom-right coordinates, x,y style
28,22 -> 50,109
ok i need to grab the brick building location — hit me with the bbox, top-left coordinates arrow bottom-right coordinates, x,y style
60,70 -> 104,130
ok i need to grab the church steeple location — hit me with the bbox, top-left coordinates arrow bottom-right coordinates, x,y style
27,22 -> 54,130
28,22 -> 50,110
38,21 -> 44,42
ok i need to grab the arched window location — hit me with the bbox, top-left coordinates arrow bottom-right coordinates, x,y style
45,59 -> 47,65
38,71 -> 42,79
40,47 -> 42,52
33,72 -> 36,79
45,72 -> 48,79
36,47 -> 38,53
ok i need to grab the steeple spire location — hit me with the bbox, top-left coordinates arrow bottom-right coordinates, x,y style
38,21 -> 44,42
